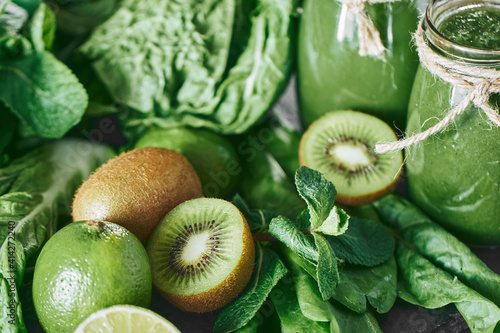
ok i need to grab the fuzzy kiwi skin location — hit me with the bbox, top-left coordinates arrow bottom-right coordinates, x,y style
298,127 -> 402,206
156,211 -> 255,313
72,147 -> 203,244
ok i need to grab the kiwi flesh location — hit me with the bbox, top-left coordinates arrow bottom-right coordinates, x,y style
299,110 -> 403,205
146,197 -> 255,313
72,147 -> 203,244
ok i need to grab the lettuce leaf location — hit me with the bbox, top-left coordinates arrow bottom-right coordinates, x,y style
0,139 -> 113,332
82,0 -> 296,136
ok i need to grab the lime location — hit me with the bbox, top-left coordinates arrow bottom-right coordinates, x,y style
32,221 -> 152,333
74,305 -> 180,333
134,126 -> 241,198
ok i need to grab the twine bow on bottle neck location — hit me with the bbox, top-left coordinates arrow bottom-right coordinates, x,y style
375,20 -> 500,154
338,0 -> 396,56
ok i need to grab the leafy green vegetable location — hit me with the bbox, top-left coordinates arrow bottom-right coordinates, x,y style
332,257 -> 397,314
287,250 -> 385,333
328,300 -> 383,333
252,118 -> 302,180
373,194 -> 500,333
373,194 -> 500,307
82,0 -> 295,136
238,147 -> 305,220
327,217 -> 395,267
232,194 -> 277,235
28,3 -> 55,52
290,258 -> 334,322
0,1 -> 28,35
214,244 -> 288,333
0,139 -> 113,333
396,244 -> 500,333
0,105 -> 16,155
295,166 -> 348,236
50,0 -> 118,36
268,216 -> 317,263
0,50 -> 88,138
269,279 -> 330,332
313,233 -> 339,300
0,2 -> 88,140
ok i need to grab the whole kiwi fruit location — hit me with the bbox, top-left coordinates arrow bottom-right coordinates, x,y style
147,197 -> 255,313
72,147 -> 203,244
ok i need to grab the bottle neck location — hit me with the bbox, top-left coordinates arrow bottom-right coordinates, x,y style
423,0 -> 500,64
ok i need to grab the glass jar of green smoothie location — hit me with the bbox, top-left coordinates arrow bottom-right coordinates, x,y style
405,0 -> 500,246
297,0 -> 420,128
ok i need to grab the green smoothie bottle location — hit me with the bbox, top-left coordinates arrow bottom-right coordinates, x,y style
297,0 -> 420,128
405,0 -> 500,246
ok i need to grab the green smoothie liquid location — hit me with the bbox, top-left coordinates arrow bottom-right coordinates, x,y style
406,6 -> 500,246
439,8 -> 500,49
297,0 -> 419,128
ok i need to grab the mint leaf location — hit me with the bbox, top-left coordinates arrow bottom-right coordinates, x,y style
0,1 -> 28,35
232,194 -> 277,234
314,207 -> 349,236
295,167 -> 348,235
28,3 -> 55,52
214,244 -> 288,333
0,50 -> 88,138
313,233 -> 339,300
326,217 -> 395,267
268,215 -> 318,263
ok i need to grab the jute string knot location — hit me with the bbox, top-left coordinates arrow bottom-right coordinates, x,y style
338,0 -> 396,56
375,19 -> 500,154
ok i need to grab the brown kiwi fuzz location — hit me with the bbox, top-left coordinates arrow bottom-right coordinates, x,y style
299,110 -> 403,205
72,147 -> 203,244
146,198 -> 255,313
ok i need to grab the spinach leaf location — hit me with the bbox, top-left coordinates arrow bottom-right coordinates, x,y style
238,148 -> 305,220
328,300 -> 384,333
374,194 -> 500,307
332,257 -> 397,314
290,257 -> 334,322
0,139 -> 113,333
232,194 -> 277,235
396,244 -> 500,333
214,244 -> 288,333
269,279 -> 330,332
252,118 -> 302,180
326,216 -> 395,267
295,167 -> 348,236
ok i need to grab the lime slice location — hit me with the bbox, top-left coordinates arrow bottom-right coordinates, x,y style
74,305 -> 181,333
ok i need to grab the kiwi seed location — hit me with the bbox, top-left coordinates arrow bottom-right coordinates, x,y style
147,197 -> 255,313
299,110 -> 403,205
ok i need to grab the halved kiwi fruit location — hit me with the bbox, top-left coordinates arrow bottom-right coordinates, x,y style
299,110 -> 403,205
146,197 -> 255,313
